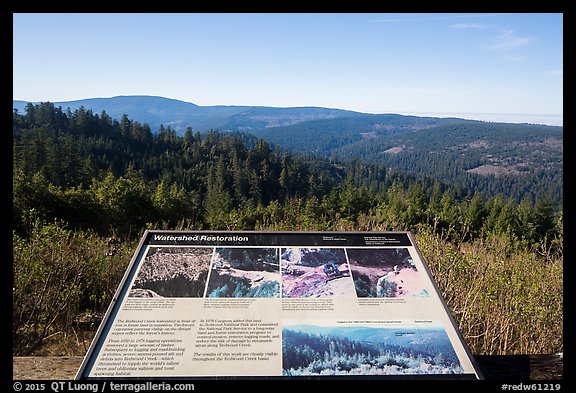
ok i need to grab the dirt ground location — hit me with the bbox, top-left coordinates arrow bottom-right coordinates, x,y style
13,357 -> 84,380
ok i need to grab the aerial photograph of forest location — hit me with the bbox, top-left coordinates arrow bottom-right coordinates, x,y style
282,322 -> 463,376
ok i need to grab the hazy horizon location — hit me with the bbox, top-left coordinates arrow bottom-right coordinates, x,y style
12,94 -> 563,127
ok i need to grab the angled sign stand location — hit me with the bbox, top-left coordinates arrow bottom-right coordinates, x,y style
76,230 -> 483,380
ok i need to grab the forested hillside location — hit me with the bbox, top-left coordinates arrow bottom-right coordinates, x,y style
12,103 -> 562,357
250,118 -> 563,206
335,121 -> 563,206
248,114 -> 460,154
13,102 -> 561,242
13,102 -> 384,235
14,97 -> 562,206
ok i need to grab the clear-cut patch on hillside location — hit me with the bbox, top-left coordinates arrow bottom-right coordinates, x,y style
466,165 -> 520,176
382,146 -> 403,154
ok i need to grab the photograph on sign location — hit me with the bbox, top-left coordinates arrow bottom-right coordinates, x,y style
346,248 -> 430,298
282,320 -> 463,376
206,247 -> 281,298
129,246 -> 213,298
280,248 -> 355,298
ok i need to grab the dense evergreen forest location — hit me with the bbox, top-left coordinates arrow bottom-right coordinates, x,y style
13,102 -> 344,235
13,102 -> 561,247
249,115 -> 563,206
12,103 -> 563,356
334,122 -> 563,206
282,327 -> 462,375
249,113 -> 457,154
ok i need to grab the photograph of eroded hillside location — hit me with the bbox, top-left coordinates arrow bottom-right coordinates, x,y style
129,246 -> 212,297
281,248 -> 355,298
206,247 -> 281,298
347,248 -> 429,298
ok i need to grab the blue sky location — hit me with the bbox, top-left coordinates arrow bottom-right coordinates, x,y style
13,13 -> 563,125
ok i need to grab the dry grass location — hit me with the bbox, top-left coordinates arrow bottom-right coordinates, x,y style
12,221 -> 134,356
415,228 -> 563,355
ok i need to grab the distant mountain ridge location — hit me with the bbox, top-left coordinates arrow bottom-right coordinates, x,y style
13,95 -> 362,133
11,94 -> 479,158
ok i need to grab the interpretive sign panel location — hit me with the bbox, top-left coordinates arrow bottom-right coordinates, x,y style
76,230 -> 482,379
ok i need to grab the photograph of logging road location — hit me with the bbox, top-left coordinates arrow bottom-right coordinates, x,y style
347,248 -> 430,298
129,246 -> 213,297
281,247 -> 355,298
205,247 -> 281,298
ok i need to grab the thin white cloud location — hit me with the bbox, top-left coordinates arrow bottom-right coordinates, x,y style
449,20 -> 536,55
486,29 -> 535,51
